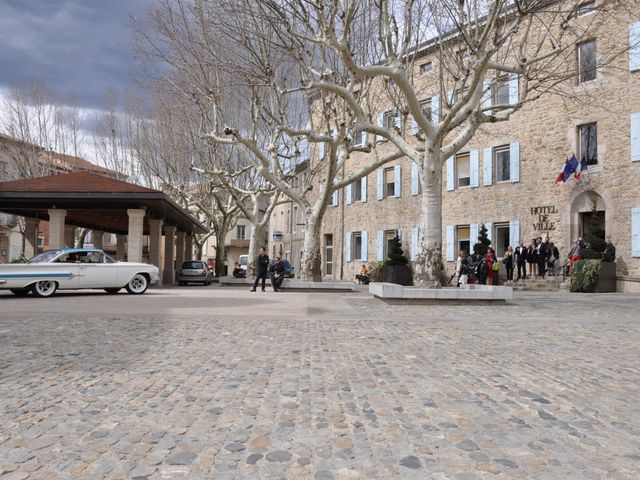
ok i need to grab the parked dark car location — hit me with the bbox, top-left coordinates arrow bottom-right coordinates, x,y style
177,261 -> 213,286
269,259 -> 294,278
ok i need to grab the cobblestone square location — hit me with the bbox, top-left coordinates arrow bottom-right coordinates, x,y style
1,288 -> 639,479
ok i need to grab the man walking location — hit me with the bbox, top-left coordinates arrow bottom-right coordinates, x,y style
514,240 -> 528,280
250,247 -> 270,292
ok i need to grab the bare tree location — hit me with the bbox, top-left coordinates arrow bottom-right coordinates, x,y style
138,0 -> 633,283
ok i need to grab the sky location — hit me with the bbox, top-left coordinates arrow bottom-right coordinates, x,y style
0,0 -> 148,109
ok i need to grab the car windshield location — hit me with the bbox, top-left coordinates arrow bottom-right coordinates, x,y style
182,261 -> 204,269
29,250 -> 63,263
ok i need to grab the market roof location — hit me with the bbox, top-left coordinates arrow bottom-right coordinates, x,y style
0,172 -> 207,235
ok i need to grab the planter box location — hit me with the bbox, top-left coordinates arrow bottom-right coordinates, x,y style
382,264 -> 413,286
596,262 -> 616,293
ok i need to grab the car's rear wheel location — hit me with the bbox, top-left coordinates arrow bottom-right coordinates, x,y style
125,273 -> 149,294
104,288 -> 121,295
10,288 -> 30,296
31,281 -> 58,298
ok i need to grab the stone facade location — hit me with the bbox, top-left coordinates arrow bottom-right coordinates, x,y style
303,10 -> 640,285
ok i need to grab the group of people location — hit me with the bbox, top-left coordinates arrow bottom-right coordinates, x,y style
250,247 -> 286,292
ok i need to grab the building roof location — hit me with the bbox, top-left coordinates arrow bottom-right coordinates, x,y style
0,172 -> 207,235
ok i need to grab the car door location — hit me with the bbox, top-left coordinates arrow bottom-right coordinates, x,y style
78,252 -> 119,288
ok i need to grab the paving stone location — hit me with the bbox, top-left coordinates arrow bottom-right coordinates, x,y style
246,453 -> 263,465
265,450 -> 292,462
399,455 -> 422,469
165,452 -> 196,465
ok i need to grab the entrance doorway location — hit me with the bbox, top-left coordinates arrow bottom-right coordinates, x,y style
324,234 -> 333,276
580,210 -> 605,241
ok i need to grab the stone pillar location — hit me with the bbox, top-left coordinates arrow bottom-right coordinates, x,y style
185,234 -> 194,261
175,230 -> 186,271
24,218 -> 39,258
47,209 -> 66,249
92,230 -> 104,249
163,225 -> 177,285
116,234 -> 126,261
148,218 -> 164,285
127,209 -> 145,263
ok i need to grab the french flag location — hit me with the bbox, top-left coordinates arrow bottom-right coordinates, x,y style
574,155 -> 588,180
555,155 -> 578,183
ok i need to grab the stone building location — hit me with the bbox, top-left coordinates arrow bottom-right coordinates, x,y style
279,10 -> 640,291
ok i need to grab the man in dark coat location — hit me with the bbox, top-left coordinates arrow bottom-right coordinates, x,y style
514,240 -> 528,280
538,236 -> 549,278
269,256 -> 286,292
250,247 -> 270,292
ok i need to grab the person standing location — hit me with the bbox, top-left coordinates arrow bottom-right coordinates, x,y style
604,238 -> 616,261
529,239 -> 538,277
455,251 -> 469,286
250,247 -> 270,292
568,239 -> 582,274
486,248 -> 496,285
270,256 -> 285,292
514,241 -> 528,280
504,245 -> 514,281
537,236 -> 549,278
548,242 -> 560,275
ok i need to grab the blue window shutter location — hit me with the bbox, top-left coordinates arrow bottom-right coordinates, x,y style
470,224 -> 479,248
632,208 -> 640,256
318,141 -> 325,159
483,147 -> 493,186
377,230 -> 384,260
446,225 -> 455,261
394,165 -> 401,197
470,150 -> 479,187
394,111 -> 401,129
510,142 -> 520,182
431,95 -> 440,122
482,79 -> 492,109
629,22 -> 640,72
410,117 -> 419,134
509,74 -> 519,104
361,175 -> 368,202
345,232 -> 352,262
346,184 -> 352,205
509,220 -> 520,248
376,169 -> 384,200
446,157 -> 455,191
411,162 -> 419,195
486,223 -> 493,244
411,227 -> 419,261
447,90 -> 454,107
631,113 -> 640,162
332,190 -> 339,206
361,230 -> 368,261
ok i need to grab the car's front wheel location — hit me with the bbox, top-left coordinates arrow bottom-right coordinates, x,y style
125,273 -> 149,294
10,288 -> 30,296
31,281 -> 58,298
104,288 -> 121,295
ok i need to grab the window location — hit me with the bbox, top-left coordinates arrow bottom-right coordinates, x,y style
494,223 -> 510,258
495,145 -> 511,182
354,177 -> 364,201
493,78 -> 510,106
324,234 -> 333,275
577,1 -> 595,16
420,62 -> 432,74
420,99 -> 432,121
578,40 -> 597,83
384,167 -> 395,197
292,206 -> 298,232
354,129 -> 366,147
384,229 -> 397,258
579,123 -> 598,165
456,153 -> 471,187
383,110 -> 397,129
352,232 -> 362,260
456,226 -> 470,256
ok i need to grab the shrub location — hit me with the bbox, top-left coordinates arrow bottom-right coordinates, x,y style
570,259 -> 601,292
10,254 -> 29,264
384,236 -> 409,266
369,261 -> 384,282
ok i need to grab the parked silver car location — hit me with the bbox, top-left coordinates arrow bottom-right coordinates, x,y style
177,261 -> 213,286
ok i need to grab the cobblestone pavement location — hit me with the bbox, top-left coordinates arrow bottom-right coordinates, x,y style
1,288 -> 639,479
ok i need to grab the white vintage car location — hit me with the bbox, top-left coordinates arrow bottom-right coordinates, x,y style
0,248 -> 160,297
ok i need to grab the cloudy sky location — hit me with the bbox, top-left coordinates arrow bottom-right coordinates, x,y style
0,0 -> 148,109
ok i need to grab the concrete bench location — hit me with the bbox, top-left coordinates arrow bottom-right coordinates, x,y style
217,276 -> 356,292
369,282 -> 512,304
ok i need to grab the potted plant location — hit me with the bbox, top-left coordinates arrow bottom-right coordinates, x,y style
382,235 -> 413,286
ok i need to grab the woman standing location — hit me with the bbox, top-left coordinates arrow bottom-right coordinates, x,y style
455,251 -> 469,286
486,248 -> 496,285
527,240 -> 538,277
504,245 -> 514,281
